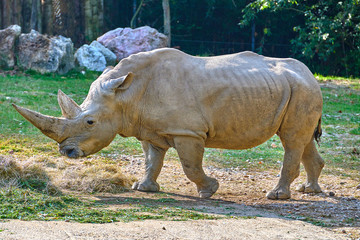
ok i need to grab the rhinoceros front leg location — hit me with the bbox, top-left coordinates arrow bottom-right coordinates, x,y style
174,136 -> 219,198
132,141 -> 168,192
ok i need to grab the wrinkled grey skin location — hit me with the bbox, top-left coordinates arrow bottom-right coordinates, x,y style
13,48 -> 325,199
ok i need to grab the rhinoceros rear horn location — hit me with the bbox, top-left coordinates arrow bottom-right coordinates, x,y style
12,104 -> 68,143
57,90 -> 82,119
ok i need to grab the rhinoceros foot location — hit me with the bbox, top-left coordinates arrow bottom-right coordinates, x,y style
296,183 -> 322,193
198,178 -> 219,199
132,180 -> 160,192
266,187 -> 291,200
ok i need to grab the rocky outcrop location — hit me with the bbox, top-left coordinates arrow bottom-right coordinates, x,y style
97,26 -> 168,61
0,25 -> 167,74
75,44 -> 107,72
0,25 -> 21,68
90,41 -> 117,66
17,30 -> 75,74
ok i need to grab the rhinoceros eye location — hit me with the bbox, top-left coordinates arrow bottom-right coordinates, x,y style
87,120 -> 94,125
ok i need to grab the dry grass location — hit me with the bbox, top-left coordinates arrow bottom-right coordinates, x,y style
0,155 -> 58,194
0,155 -> 135,194
54,162 -> 135,193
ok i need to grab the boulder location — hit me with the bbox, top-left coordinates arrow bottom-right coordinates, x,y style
90,41 -> 117,66
75,44 -> 106,72
0,25 -> 21,68
97,26 -> 168,61
17,30 -> 74,74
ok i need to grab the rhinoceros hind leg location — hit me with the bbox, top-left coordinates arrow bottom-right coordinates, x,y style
132,141 -> 167,193
174,136 -> 219,198
198,178 -> 219,198
297,140 -> 324,193
296,182 -> 322,193
267,143 -> 303,200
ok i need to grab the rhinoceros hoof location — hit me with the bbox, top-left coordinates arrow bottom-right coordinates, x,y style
266,188 -> 291,200
132,181 -> 160,192
198,179 -> 219,199
296,183 -> 322,193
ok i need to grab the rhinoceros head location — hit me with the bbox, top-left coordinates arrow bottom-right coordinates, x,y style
13,71 -> 134,158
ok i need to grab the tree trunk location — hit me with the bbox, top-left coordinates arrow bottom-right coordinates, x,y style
52,0 -> 63,35
1,0 -> 23,29
84,0 -> 92,41
162,0 -> 171,47
42,0 -> 53,35
2,0 -> 11,28
84,0 -> 104,42
72,0 -> 85,47
11,0 -> 23,27
22,0 -> 32,32
0,0 -> 2,28
30,0 -> 41,31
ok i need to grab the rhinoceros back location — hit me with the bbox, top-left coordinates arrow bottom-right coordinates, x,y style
190,52 -> 295,149
128,49 -> 320,150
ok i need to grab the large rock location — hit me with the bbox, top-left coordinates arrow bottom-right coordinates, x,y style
97,26 -> 168,60
75,44 -> 106,72
90,41 -> 117,66
17,30 -> 74,74
0,25 -> 21,68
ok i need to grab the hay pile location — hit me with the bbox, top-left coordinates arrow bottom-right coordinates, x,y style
0,155 -> 58,194
0,155 -> 135,194
54,162 -> 135,193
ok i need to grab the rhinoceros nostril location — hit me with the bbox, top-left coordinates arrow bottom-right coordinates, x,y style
66,148 -> 78,158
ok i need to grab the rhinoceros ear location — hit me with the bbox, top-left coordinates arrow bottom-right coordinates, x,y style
99,66 -> 114,78
57,90 -> 82,119
102,72 -> 134,92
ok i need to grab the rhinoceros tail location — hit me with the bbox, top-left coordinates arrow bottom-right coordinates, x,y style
314,117 -> 322,145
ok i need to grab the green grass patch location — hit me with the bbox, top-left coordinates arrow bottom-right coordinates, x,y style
0,70 -> 98,135
315,74 -> 360,90
204,136 -> 284,170
298,216 -> 331,227
0,187 -> 220,223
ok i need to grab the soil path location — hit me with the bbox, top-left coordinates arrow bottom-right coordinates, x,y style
0,217 -> 347,240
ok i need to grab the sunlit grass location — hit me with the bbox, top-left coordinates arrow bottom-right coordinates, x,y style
0,187 -> 221,223
315,74 -> 360,90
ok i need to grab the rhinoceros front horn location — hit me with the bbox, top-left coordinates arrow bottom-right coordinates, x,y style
12,104 -> 68,143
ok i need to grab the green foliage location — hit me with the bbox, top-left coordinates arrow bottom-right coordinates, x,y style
240,0 -> 360,77
104,0 -> 360,76
104,0 -> 359,76
292,1 -> 360,77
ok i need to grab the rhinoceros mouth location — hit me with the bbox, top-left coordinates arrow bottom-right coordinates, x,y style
59,146 -> 85,159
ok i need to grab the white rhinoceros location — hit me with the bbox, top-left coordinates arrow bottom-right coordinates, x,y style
13,48 -> 324,199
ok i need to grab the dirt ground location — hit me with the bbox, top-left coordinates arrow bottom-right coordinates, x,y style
0,217 -> 348,240
1,156 -> 359,240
